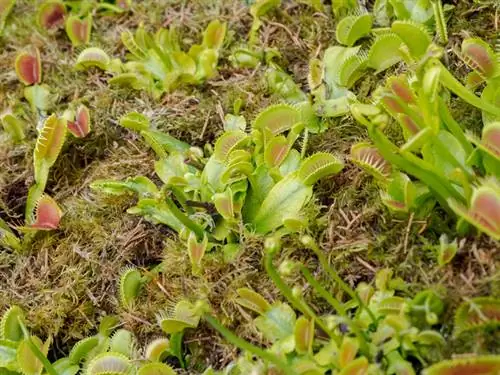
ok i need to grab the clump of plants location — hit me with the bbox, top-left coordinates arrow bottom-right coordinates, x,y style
74,19 -> 226,98
202,236 -> 500,374
0,304 -> 206,374
350,35 -> 500,239
0,45 -> 91,251
91,104 -> 344,273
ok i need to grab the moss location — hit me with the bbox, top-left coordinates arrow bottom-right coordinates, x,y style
0,0 -> 499,372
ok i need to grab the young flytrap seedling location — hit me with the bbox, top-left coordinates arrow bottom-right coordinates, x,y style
203,236 -> 451,374
350,35 -> 500,240
91,104 -> 344,273
0,306 -> 197,374
73,19 -> 226,98
37,0 -> 131,46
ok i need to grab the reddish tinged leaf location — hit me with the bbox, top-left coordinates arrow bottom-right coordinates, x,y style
15,48 -> 42,85
482,125 -> 500,158
38,1 -> 66,30
29,195 -> 62,230
389,77 -> 416,104
339,357 -> 368,375
450,183 -> 500,240
294,316 -> 314,354
67,105 -> 91,138
65,15 -> 91,46
187,232 -> 208,273
470,189 -> 500,235
381,95 -> 405,114
454,297 -> 500,336
462,38 -> 497,79
399,114 -> 420,136
264,136 -> 289,168
339,337 -> 359,368
423,355 -> 500,375
351,142 -> 392,179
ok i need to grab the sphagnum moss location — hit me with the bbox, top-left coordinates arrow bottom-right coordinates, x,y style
0,0 -> 499,373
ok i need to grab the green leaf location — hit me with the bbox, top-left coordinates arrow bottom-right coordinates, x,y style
74,47 -> 110,71
202,20 -> 226,50
461,38 -> 498,80
264,135 -> 290,168
367,33 -> 403,74
235,288 -> 271,315
335,13 -> 373,47
338,337 -> 359,368
423,356 -> 500,375
0,340 -> 17,367
252,174 -> 312,234
1,306 -> 24,341
109,329 -> 135,357
157,300 -> 204,334
127,199 -> 184,232
90,176 -> 159,198
448,181 -> 500,240
1,113 -> 25,142
391,20 -> 431,58
68,336 -> 99,364
86,353 -> 130,375
33,114 -> 67,188
17,336 -> 46,375
52,358 -> 79,375
24,84 -> 54,111
138,363 -> 177,375
254,303 -> 296,343
213,130 -> 248,161
119,112 -> 150,131
298,152 -> 344,186
350,142 -> 392,180
437,234 -> 457,267
453,297 -> 500,337
119,268 -> 143,308
294,316 -> 314,354
144,338 -> 170,362
252,104 -> 301,137
0,0 -> 15,34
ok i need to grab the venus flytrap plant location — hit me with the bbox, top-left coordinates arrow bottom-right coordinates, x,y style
350,36 -> 500,239
92,105 -> 343,273
74,20 -> 226,98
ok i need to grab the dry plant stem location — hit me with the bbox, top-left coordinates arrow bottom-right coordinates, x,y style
204,314 -> 299,375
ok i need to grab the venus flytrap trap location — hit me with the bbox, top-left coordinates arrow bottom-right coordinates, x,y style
91,105 -> 343,273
